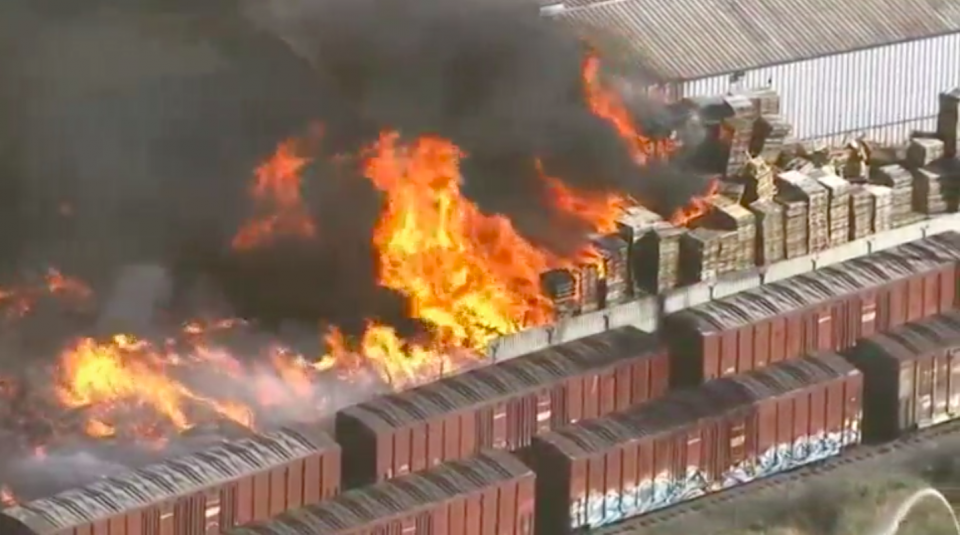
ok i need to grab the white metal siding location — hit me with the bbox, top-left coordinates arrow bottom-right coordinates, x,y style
681,32 -> 960,145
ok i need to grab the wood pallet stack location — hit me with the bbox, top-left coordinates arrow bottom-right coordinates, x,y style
865,185 -> 894,232
748,200 -> 785,265
775,170 -> 829,254
912,164 -> 951,215
616,207 -> 682,294
870,164 -> 914,226
807,169 -> 851,248
702,198 -> 756,271
906,137 -> 945,168
540,269 -> 579,320
849,186 -> 874,239
722,94 -> 760,176
841,141 -> 871,183
590,234 -> 630,307
775,196 -> 808,258
752,115 -> 793,164
738,156 -> 777,204
576,262 -> 601,313
679,228 -> 725,283
939,87 -> 960,158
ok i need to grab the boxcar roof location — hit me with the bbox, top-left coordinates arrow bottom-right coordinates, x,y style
2,426 -> 337,534
673,232 -> 960,332
225,450 -> 532,535
855,310 -> 960,362
538,354 -> 856,460
340,326 -> 659,430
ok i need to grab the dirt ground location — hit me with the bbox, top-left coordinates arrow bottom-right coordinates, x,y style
638,436 -> 960,535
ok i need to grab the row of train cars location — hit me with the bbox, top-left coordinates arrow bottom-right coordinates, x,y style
4,231 -> 960,535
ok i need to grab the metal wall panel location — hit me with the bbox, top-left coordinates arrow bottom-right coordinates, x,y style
681,33 -> 960,144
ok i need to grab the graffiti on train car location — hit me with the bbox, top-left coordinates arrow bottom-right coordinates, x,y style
568,427 -> 861,530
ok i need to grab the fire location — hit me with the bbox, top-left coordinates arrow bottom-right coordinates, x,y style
0,485 -> 17,508
581,53 -> 718,225
582,54 -> 676,165
537,160 -> 631,235
364,133 -> 563,348
0,268 -> 91,319
669,179 -> 720,226
232,139 -> 317,250
55,335 -> 255,439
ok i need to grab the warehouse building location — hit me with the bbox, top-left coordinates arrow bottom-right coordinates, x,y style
545,0 -> 960,145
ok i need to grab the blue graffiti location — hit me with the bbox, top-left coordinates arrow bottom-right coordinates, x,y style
568,423 -> 863,530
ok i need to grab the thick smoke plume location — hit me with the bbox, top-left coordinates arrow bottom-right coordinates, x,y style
0,0 -> 709,332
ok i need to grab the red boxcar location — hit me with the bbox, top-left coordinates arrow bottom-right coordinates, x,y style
664,232 -> 960,387
224,450 -> 536,535
336,326 -> 667,487
524,354 -> 862,534
0,425 -> 341,535
843,310 -> 960,441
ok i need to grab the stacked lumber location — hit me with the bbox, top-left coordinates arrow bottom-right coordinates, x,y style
912,163 -> 951,215
841,140 -> 871,182
906,137 -> 945,168
848,186 -> 874,240
750,115 -> 793,164
738,156 -> 777,204
540,269 -> 579,320
702,198 -> 756,271
679,228 -> 726,282
870,164 -> 914,226
939,87 -> 960,158
865,185 -> 893,233
807,169 -> 850,247
748,200 -> 785,265
775,171 -> 828,254
722,94 -> 759,176
616,207 -> 682,294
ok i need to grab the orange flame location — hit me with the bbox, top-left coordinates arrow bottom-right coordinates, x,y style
669,179 -> 720,226
536,160 -> 631,235
582,54 -> 676,165
232,139 -> 317,250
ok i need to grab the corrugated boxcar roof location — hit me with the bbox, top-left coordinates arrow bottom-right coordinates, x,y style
548,0 -> 960,82
541,355 -> 855,460
858,310 -> 960,362
342,326 -> 657,429
4,426 -> 336,533
676,232 -> 960,332
226,450 -> 532,535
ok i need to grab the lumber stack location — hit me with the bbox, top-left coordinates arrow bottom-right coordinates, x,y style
722,94 -> 759,177
939,87 -> 960,158
865,185 -> 894,233
808,169 -> 851,248
749,200 -> 785,265
870,164 -> 914,226
775,171 -> 828,255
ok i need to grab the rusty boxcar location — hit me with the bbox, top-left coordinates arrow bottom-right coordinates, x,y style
336,326 -> 667,487
524,354 -> 862,533
664,232 -> 960,387
843,310 -> 960,441
0,426 -> 340,535
225,450 -> 536,535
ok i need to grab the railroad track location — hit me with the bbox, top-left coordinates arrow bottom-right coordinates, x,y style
595,419 -> 960,534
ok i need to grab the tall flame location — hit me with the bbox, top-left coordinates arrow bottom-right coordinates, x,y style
232,140 -> 317,250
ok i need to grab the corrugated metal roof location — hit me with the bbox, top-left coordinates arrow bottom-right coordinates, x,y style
549,0 -> 960,82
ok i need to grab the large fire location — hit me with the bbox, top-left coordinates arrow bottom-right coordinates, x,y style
0,54 -> 716,489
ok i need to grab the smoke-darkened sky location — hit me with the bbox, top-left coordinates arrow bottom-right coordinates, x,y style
0,0 -> 710,331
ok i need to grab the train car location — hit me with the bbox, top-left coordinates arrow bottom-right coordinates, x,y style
336,326 -> 667,487
664,231 -> 960,387
0,426 -> 340,535
225,450 -> 536,535
523,354 -> 862,534
843,310 -> 960,441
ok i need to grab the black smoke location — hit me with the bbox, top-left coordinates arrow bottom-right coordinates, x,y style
0,0 -> 710,333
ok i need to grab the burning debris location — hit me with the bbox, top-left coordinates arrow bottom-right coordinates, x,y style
0,0 -> 717,501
